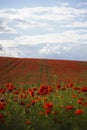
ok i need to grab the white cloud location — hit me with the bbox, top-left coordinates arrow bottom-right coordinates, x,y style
0,5 -> 86,45
15,30 -> 87,46
0,18 -> 17,33
0,40 -> 17,47
0,6 -> 87,32
0,29 -> 87,49
0,47 -> 21,57
64,21 -> 87,28
39,44 -> 61,55
16,7 -> 86,22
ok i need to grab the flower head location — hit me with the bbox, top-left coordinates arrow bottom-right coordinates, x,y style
75,109 -> 83,115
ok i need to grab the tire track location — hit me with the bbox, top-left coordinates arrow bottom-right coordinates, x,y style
0,60 -> 21,77
38,59 -> 51,85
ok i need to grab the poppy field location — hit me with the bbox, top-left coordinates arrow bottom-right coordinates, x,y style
0,57 -> 87,130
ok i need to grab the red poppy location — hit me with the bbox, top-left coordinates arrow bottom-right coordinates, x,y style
28,89 -> 34,97
77,98 -> 84,104
19,101 -> 25,106
0,101 -> 6,110
81,86 -> 87,92
44,102 -> 53,109
37,86 -> 48,95
32,87 -> 37,91
83,102 -> 87,106
56,84 -> 61,89
6,84 -> 16,92
26,120 -> 31,125
0,88 -> 6,94
31,100 -> 35,105
66,105 -> 74,110
13,90 -> 19,95
45,109 -> 51,115
68,82 -> 73,88
75,109 -> 83,115
37,85 -> 53,96
73,87 -> 80,91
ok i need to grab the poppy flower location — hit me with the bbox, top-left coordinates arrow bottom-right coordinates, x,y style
83,102 -> 87,106
81,86 -> 87,92
19,101 -> 25,106
45,109 -> 51,115
0,101 -> 6,110
44,102 -> 53,109
56,84 -> 61,89
37,86 -> 48,95
37,85 -> 53,96
66,105 -> 74,110
6,84 -> 16,92
75,109 -> 83,115
26,120 -> 31,125
31,100 -> 35,105
77,98 -> 84,104
28,89 -> 34,97
0,88 -> 6,94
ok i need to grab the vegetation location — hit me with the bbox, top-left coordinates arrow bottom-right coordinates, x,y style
0,57 -> 87,130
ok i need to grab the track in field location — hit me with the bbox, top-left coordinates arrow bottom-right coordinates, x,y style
0,57 -> 87,85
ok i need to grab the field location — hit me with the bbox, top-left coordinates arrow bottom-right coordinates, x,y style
0,57 -> 87,130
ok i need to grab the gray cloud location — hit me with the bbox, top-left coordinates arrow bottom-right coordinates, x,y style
1,43 -> 87,61
0,44 -> 3,51
13,18 -> 35,28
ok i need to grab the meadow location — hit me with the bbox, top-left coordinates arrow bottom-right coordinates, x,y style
0,57 -> 87,130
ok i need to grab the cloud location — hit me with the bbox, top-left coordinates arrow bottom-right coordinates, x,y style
0,42 -> 87,61
39,43 -> 87,61
0,2 -> 87,61
0,18 -> 17,33
0,50 -> 20,57
13,18 -> 47,29
14,19 -> 37,28
0,5 -> 87,33
0,44 -> 3,50
15,30 -> 87,45
0,44 -> 21,57
0,29 -> 87,49
64,21 -> 87,28
39,43 -> 69,55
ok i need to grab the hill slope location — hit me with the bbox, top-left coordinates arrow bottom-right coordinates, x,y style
0,57 -> 87,85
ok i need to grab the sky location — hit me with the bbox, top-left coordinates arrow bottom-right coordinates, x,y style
0,0 -> 87,61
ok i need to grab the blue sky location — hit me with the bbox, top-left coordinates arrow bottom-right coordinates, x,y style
0,0 -> 87,61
